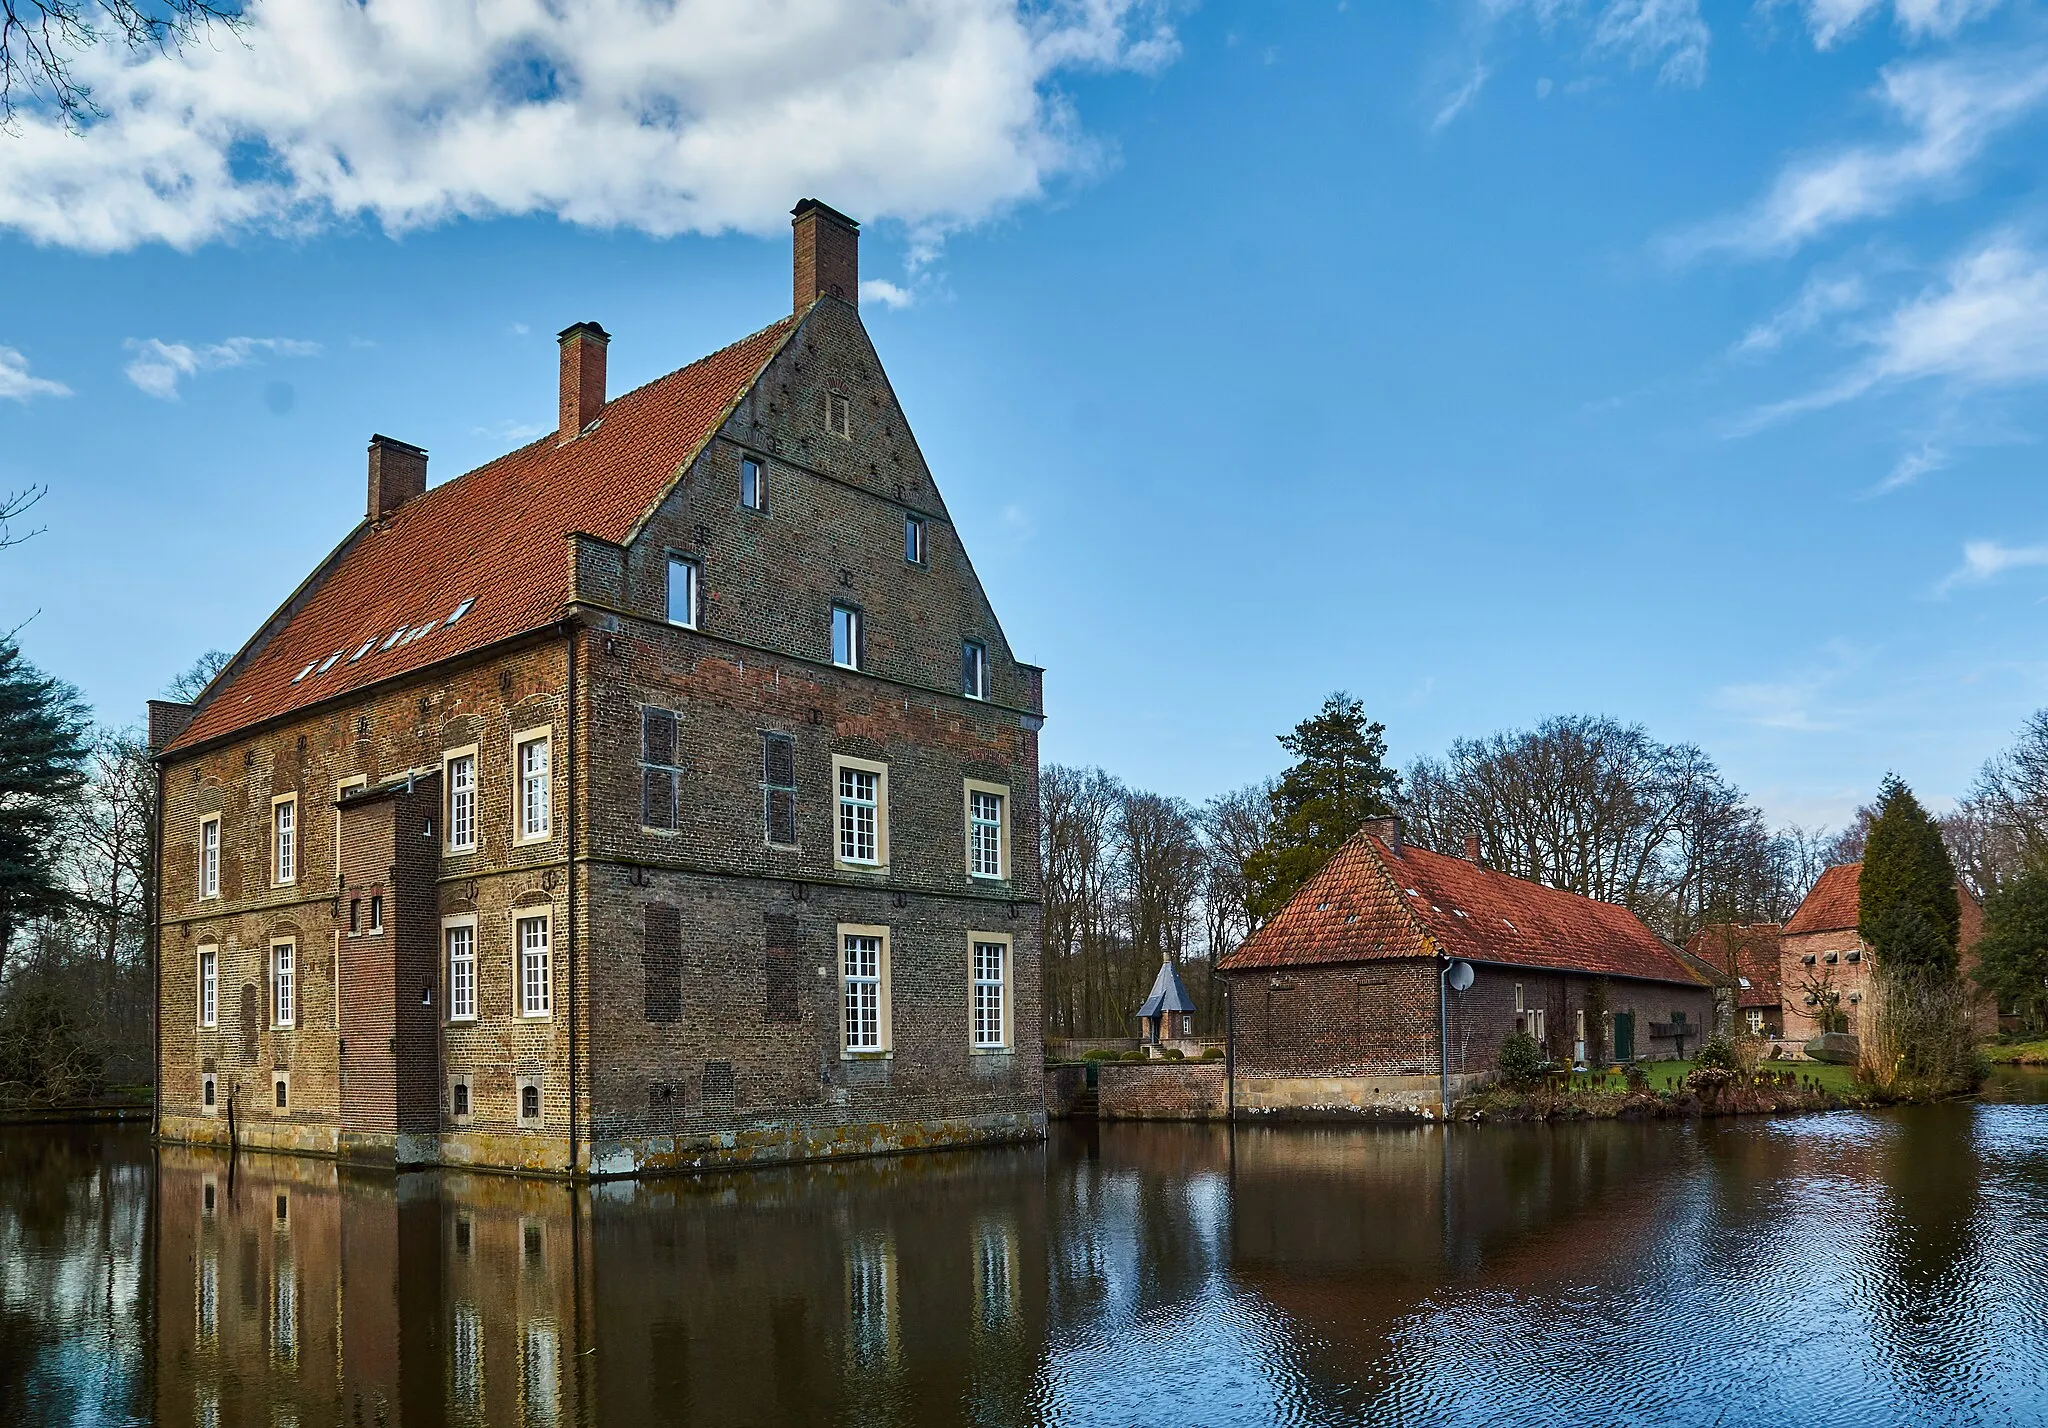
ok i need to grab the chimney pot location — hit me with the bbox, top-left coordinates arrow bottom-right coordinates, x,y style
791,199 -> 860,313
1465,835 -> 1482,864
557,322 -> 610,445
1362,815 -> 1403,854
366,434 -> 427,523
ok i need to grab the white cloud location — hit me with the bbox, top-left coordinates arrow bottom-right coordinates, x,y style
1714,642 -> 1860,730
1791,0 -> 2007,49
1745,233 -> 2048,423
858,279 -> 915,310
123,337 -> 321,400
0,0 -> 1178,254
1734,272 -> 1867,354
1673,50 -> 2048,260
0,347 -> 71,403
1433,64 -> 1492,130
1937,538 -> 2048,592
1481,0 -> 1708,85
1871,441 -> 1947,493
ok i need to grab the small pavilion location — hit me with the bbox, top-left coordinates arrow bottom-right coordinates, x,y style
1136,955 -> 1198,1047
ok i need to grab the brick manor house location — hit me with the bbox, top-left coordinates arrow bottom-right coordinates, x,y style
149,201 -> 1045,1177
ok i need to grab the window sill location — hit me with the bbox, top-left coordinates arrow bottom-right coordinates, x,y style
969,1045 -> 1013,1057
835,862 -> 888,876
511,834 -> 554,849
840,1049 -> 893,1061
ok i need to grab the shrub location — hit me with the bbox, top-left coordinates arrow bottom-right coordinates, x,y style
1081,1048 -> 1122,1062
1695,1036 -> 1738,1073
1623,1060 -> 1649,1093
1200,1046 -> 1225,1061
1160,1047 -> 1185,1061
1859,963 -> 1984,1098
1120,1050 -> 1148,1062
1498,1032 -> 1544,1087
0,986 -> 105,1106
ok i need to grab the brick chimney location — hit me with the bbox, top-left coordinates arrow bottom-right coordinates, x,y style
791,199 -> 859,312
1362,815 -> 1403,854
366,435 -> 427,523
1465,835 -> 1483,864
557,321 -> 610,445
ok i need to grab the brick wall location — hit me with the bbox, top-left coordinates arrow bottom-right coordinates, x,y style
1781,888 -> 1996,1043
1096,1062 -> 1227,1120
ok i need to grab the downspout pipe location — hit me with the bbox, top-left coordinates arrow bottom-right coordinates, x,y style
151,756 -> 165,1142
564,620 -> 579,1176
1438,954 -> 1452,1123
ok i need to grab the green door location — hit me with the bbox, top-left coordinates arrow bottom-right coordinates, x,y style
1614,1012 -> 1635,1062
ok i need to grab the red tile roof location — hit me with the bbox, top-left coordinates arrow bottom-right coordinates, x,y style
166,315 -> 801,755
1783,863 -> 1861,936
1217,830 -> 1707,987
1684,923 -> 1782,1008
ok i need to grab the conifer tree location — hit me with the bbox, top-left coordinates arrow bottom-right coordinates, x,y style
1858,774 -> 1961,977
0,639 -> 89,958
1243,692 -> 1399,925
1974,858 -> 2048,1032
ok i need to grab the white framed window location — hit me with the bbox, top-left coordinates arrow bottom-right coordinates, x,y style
446,920 -> 478,1022
445,749 -> 477,852
904,513 -> 926,565
198,945 -> 218,1029
833,756 -> 887,869
831,603 -> 862,670
840,925 -> 891,1053
198,816 -> 220,899
368,893 -> 383,934
271,940 -> 295,1028
966,783 -> 1007,880
517,913 -> 552,1018
1514,982 -> 1524,1013
971,935 -> 1011,1050
1746,1008 -> 1766,1035
962,640 -> 987,699
450,1076 -> 472,1121
271,795 -> 297,886
740,455 -> 766,512
515,730 -> 552,842
667,554 -> 700,629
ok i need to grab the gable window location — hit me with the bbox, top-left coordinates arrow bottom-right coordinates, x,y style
515,731 -> 552,842
271,941 -> 295,1028
972,937 -> 1010,1050
762,732 -> 797,846
518,914 -> 552,1017
831,604 -> 862,670
641,708 -> 681,831
199,816 -> 220,899
445,750 -> 477,853
198,945 -> 218,1029
970,786 -> 1011,872
822,389 -> 851,439
446,921 -> 477,1022
666,555 -> 700,629
272,796 -> 297,886
834,757 -> 887,869
840,925 -> 890,1052
904,514 -> 926,566
962,640 -> 988,700
740,456 -> 766,512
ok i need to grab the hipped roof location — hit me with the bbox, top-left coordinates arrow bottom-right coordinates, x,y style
1217,829 -> 1707,988
1137,957 -> 1197,1018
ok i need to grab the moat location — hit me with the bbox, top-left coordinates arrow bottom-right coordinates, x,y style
6,1071 -> 2048,1426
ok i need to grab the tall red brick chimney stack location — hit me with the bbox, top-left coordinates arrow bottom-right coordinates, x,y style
366,434 -> 427,523
557,321 -> 610,445
791,199 -> 859,312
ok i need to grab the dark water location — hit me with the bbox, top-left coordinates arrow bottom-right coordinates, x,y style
5,1072 -> 2048,1427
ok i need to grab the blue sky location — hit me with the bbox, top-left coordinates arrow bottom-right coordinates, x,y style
2,0 -> 2047,832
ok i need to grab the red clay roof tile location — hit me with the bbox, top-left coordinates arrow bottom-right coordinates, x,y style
1783,864 -> 1861,936
1684,923 -> 1782,1008
1217,830 -> 1707,987
166,315 -> 801,755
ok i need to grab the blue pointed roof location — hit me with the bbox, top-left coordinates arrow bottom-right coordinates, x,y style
1137,956 -> 1197,1018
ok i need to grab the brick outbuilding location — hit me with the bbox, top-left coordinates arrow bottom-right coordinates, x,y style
150,201 -> 1044,1177
1685,923 -> 1783,1038
1778,863 -> 1994,1043
1216,818 -> 1715,1115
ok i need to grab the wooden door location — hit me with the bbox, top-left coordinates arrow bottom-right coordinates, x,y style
1614,1012 -> 1635,1061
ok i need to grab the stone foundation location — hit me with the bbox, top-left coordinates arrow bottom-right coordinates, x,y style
1235,1071 -> 1493,1120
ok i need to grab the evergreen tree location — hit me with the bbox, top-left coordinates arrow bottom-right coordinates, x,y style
1974,857 -> 2048,1032
1858,774 -> 1962,976
1243,692 -> 1399,924
0,640 -> 89,957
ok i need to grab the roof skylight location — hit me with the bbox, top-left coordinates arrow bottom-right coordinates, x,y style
380,627 -> 407,652
316,651 -> 343,674
446,597 -> 474,627
292,663 -> 315,683
350,639 -> 376,662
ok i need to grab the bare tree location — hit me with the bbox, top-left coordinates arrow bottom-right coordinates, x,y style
0,485 -> 46,550
1,1 -> 241,131
163,647 -> 230,703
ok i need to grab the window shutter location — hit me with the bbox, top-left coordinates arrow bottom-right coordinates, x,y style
643,904 -> 682,1023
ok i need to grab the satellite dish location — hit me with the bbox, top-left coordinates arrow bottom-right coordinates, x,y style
1446,960 -> 1475,992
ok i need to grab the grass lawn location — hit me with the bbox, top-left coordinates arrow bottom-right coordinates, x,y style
1986,1040 -> 2048,1065
1615,1058 -> 1862,1098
